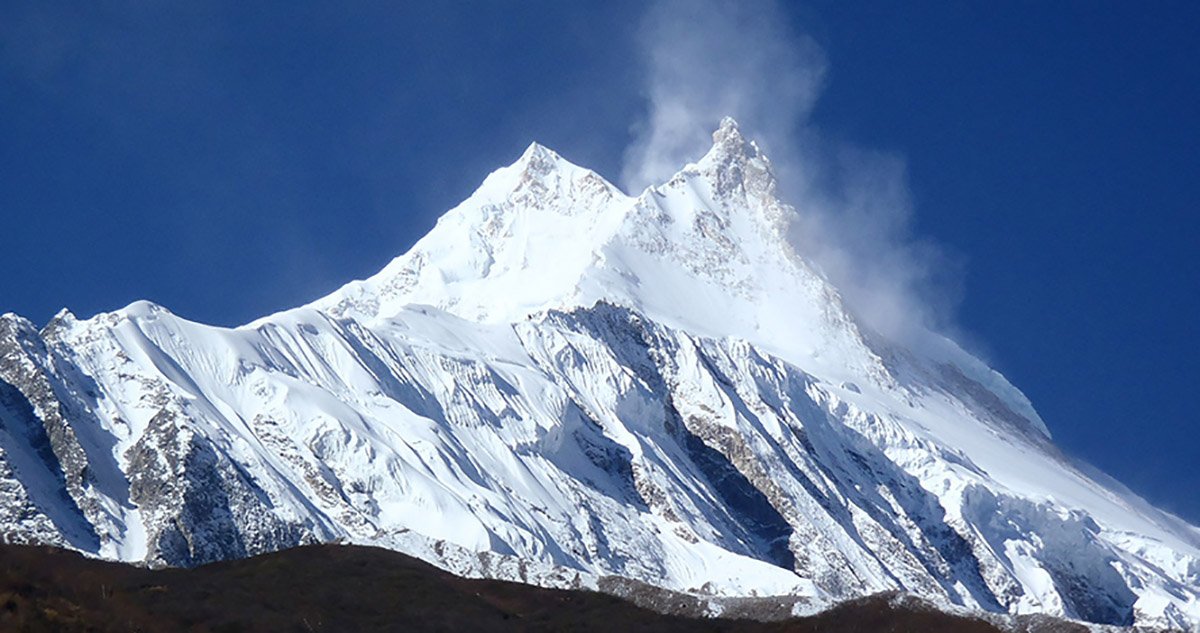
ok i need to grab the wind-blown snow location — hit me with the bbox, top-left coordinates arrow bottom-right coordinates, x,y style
0,119 -> 1196,629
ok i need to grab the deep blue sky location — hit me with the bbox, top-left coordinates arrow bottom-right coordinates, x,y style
2,3 -> 1197,522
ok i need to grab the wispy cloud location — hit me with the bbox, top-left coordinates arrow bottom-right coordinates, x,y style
623,0 -> 964,344
620,0 -> 825,192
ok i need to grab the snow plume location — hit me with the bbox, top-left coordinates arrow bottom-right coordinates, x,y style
619,0 -> 825,191
622,0 -> 963,344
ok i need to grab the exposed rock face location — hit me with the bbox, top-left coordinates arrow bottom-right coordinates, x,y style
0,120 -> 1196,630
124,408 -> 316,567
0,316 -> 97,550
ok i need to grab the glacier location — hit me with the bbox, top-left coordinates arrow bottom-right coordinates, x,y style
1,118 -> 1197,629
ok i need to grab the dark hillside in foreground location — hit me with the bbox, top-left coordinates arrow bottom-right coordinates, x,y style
0,543 -> 1070,632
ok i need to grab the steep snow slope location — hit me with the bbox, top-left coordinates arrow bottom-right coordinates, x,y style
0,119 -> 1197,630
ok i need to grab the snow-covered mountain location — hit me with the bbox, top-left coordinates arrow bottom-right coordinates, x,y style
1,119 -> 1197,629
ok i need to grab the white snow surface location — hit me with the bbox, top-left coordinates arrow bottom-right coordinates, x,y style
0,119 -> 1197,630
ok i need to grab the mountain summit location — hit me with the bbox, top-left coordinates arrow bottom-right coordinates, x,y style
1,120 -> 1197,629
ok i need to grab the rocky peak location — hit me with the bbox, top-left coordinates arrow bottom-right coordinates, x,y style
692,117 -> 781,211
487,142 -> 624,218
710,116 -> 753,157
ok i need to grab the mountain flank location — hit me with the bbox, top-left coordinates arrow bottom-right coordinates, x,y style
0,119 -> 1197,629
